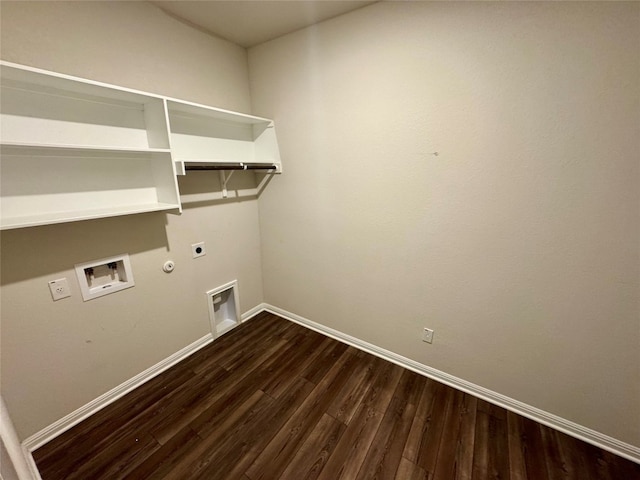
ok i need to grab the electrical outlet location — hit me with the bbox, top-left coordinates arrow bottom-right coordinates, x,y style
422,327 -> 434,344
192,242 -> 206,258
48,278 -> 71,301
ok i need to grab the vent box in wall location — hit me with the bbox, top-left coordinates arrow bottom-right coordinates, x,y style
75,254 -> 135,301
207,280 -> 240,338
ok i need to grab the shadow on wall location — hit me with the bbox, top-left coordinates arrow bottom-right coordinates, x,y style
0,170 -> 278,285
177,169 -> 275,209
0,213 -> 170,285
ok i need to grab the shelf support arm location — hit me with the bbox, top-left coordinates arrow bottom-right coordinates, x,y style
220,170 -> 236,198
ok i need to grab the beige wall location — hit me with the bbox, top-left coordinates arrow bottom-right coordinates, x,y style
249,2 -> 640,446
1,0 -> 638,451
0,1 -> 263,439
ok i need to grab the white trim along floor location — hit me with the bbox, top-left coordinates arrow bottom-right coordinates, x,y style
19,303 -> 640,479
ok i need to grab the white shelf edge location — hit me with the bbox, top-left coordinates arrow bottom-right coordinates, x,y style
166,98 -> 273,124
0,142 -> 171,154
0,60 -> 276,128
0,60 -> 165,103
0,202 -> 180,230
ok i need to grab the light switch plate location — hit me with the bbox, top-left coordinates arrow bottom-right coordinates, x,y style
422,327 -> 434,344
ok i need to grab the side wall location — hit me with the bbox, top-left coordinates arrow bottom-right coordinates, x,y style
0,1 -> 263,439
249,2 -> 640,446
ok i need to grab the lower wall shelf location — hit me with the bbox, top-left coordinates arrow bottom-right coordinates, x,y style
0,144 -> 181,230
0,203 -> 181,230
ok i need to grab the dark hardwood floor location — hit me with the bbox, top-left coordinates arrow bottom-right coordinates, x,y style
33,312 -> 639,479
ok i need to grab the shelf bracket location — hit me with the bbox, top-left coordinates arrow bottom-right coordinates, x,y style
220,170 -> 236,198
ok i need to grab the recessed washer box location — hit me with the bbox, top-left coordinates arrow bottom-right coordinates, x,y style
75,254 -> 135,301
206,280 -> 240,338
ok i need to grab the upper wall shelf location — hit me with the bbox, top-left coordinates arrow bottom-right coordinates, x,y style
1,63 -> 171,150
167,99 -> 281,175
0,61 -> 282,230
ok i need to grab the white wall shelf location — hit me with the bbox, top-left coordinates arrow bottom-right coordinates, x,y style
167,99 -> 282,175
0,143 -> 180,230
0,61 -> 282,230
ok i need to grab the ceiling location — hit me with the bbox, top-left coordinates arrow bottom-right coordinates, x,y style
152,1 -> 378,48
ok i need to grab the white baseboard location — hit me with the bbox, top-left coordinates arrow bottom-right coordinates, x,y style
20,304 -> 271,478
20,302 -> 639,475
262,303 -> 640,464
241,303 -> 268,322
20,332 -> 215,479
22,303 -> 272,456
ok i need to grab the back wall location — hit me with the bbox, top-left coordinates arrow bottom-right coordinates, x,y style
249,1 -> 640,447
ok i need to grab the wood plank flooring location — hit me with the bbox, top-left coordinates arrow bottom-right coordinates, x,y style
33,312 -> 640,479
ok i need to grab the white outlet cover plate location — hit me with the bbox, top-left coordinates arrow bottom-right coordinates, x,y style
48,278 -> 71,301
422,328 -> 434,344
192,242 -> 206,258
